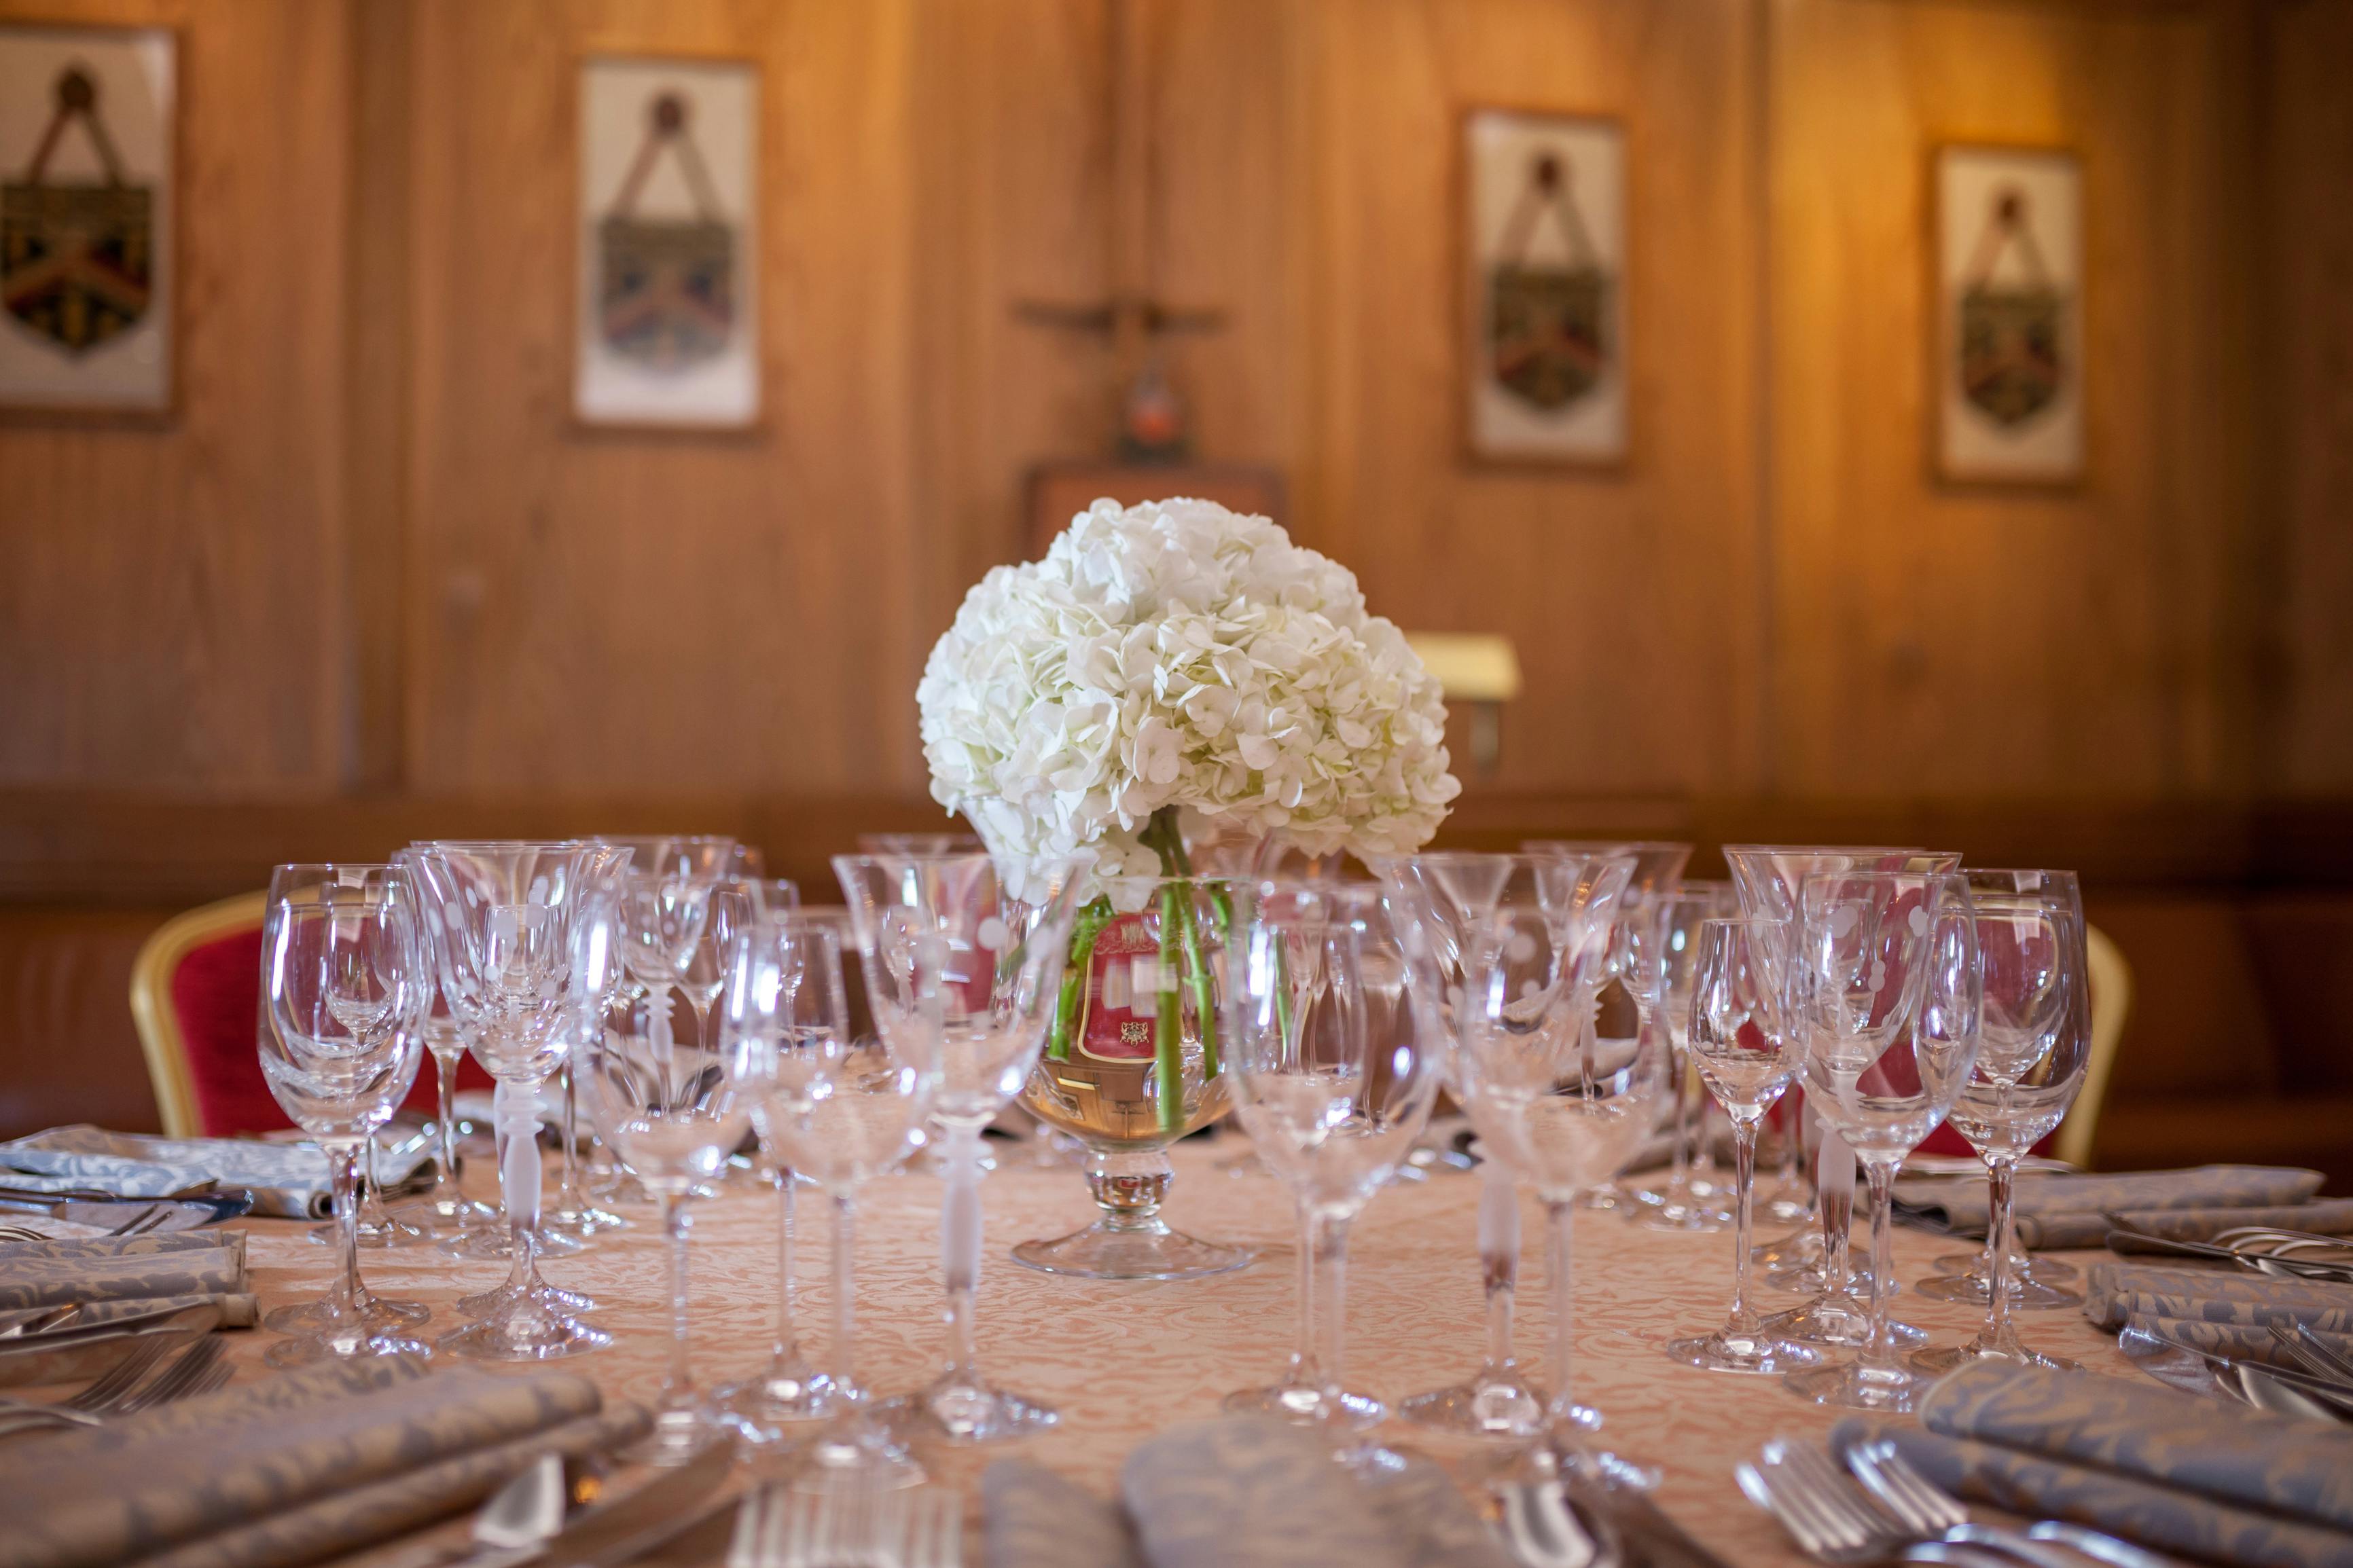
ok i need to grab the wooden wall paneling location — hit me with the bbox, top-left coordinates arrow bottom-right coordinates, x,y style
1285,0 -> 1763,799
0,909 -> 170,1137
1767,0 -> 2263,798
2269,0 -> 2353,791
0,0 -> 354,792
403,0 -> 924,796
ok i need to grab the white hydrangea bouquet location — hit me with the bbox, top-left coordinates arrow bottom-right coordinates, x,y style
917,496 -> 1460,1127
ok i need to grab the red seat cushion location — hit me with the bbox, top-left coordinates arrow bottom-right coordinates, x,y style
166,926 -> 489,1137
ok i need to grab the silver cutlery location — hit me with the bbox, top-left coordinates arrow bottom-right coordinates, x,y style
1496,1480 -> 1615,1568
2127,1320 -> 2353,1419
2275,1320 -> 2353,1385
1737,1440 -> 2009,1567
728,1484 -> 962,1568
1844,1436 -> 2177,1568
0,1331 -> 178,1432
118,1334 -> 227,1412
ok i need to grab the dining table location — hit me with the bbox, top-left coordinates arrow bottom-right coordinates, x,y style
209,1137 -> 2136,1567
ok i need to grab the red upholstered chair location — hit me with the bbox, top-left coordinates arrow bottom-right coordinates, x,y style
128,892 -> 483,1137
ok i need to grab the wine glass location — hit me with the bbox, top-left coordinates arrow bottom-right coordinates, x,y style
857,833 -> 985,856
571,892 -> 760,1465
1635,881 -> 1740,1230
1221,881 -> 1446,1448
1524,842 -> 1693,1220
1783,869 -> 1983,1411
406,839 -> 629,1360
1389,851 -> 1544,1440
1724,846 -> 1958,1349
754,934 -> 941,1492
1010,873 -> 1254,1281
717,908 -> 856,1442
393,990 -> 499,1235
1664,919 -> 1822,1374
834,852 -> 1085,1444
1913,872 -> 2089,1374
1456,852 -> 1652,1480
258,864 -> 433,1367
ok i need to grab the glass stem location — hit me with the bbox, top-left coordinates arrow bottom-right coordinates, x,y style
1478,1159 -> 1520,1376
1727,1110 -> 1761,1330
940,1127 -> 984,1383
1863,1159 -> 1899,1366
559,1067 -> 583,1211
329,1140 -> 362,1319
831,1190 -> 858,1403
495,1080 -> 538,1294
661,1190 -> 694,1402
1985,1154 -> 2019,1348
1776,1090 -> 1806,1192
1545,1198 -> 1576,1430
772,1169 -> 802,1371
1292,1195 -> 1321,1383
1820,1133 -> 1854,1292
1307,1205 -> 1351,1418
1666,1036 -> 1694,1197
433,1047 -> 462,1202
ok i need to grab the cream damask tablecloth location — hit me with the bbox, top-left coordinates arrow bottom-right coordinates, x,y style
229,1140 -> 2136,1567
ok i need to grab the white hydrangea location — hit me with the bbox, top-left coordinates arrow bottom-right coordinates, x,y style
918,496 -> 1460,892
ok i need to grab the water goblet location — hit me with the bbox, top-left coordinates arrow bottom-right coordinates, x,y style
1388,851 -> 1545,1440
259,864 -> 433,1367
757,1000 -> 941,1489
572,938 -> 759,1463
716,908 -> 858,1442
1635,880 -> 1740,1230
1665,919 -> 1822,1374
1782,869 -> 1983,1412
1456,854 -> 1654,1481
836,852 -> 1085,1444
1912,873 -> 2090,1374
1221,882 -> 1446,1451
407,839 -> 627,1360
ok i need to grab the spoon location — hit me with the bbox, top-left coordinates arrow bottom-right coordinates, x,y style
1498,1480 -> 1619,1568
446,1453 -> 571,1567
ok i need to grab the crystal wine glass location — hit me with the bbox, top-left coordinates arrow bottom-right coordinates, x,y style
754,947 -> 941,1492
1636,880 -> 1740,1230
406,839 -> 628,1360
571,892 -> 760,1463
1725,845 -> 1957,1349
259,864 -> 433,1367
1456,852 -> 1653,1480
1665,919 -> 1822,1374
393,998 -> 499,1235
1390,850 -> 1543,1440
1783,869 -> 1983,1411
717,908 -> 855,1442
835,852 -> 1085,1444
1913,871 -> 2089,1374
1221,881 -> 1445,1448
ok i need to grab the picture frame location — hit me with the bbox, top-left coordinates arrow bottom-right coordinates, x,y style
1460,106 -> 1628,469
573,52 -> 760,431
0,22 -> 176,419
1930,143 -> 2085,486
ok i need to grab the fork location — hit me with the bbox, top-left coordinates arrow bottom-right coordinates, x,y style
1736,1439 -> 2009,1566
1774,1440 -> 2084,1568
115,1336 -> 226,1412
1843,1438 -> 2178,1568
729,1485 -> 960,1568
0,1334 -> 222,1435
2272,1321 -> 2353,1387
0,1330 -> 179,1429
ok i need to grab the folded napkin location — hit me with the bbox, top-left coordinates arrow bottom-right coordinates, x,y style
0,1230 -> 246,1265
0,1351 -> 641,1568
2103,1201 -> 2353,1248
984,1460 -> 1144,1568
1892,1166 -> 2326,1247
2085,1262 -> 2353,1334
2123,1310 -> 2353,1372
0,1127 -> 433,1221
0,1242 -> 248,1313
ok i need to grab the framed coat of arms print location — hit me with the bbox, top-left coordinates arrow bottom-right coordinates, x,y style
1461,108 -> 1627,467
0,24 -> 175,417
1933,145 -> 2083,486
575,54 -> 759,430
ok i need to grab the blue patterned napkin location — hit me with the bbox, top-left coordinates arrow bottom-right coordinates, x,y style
0,1126 -> 433,1220
1893,1166 -> 2327,1248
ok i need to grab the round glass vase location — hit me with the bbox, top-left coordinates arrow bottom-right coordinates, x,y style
1011,871 -> 1252,1281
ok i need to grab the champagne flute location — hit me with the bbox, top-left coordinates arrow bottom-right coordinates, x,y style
1783,869 -> 1983,1411
1664,919 -> 1822,1374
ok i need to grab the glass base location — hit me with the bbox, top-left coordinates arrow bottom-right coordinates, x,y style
440,1222 -> 584,1260
1665,1326 -> 1827,1375
459,1273 -> 596,1320
1637,1198 -> 1733,1233
308,1209 -> 437,1249
621,1402 -> 727,1466
263,1289 -> 427,1334
1577,1186 -> 1628,1213
542,1201 -> 630,1240
265,1321 -> 431,1368
1763,1257 -> 1891,1296
1911,1270 -> 2082,1311
1397,1370 -> 1549,1440
1910,1337 -> 2081,1376
437,1304 -> 611,1362
1934,1249 -> 2080,1284
1783,1355 -> 1933,1412
720,1364 -> 838,1444
1750,1227 -> 1822,1271
394,1190 -> 499,1230
1011,1217 -> 1253,1281
1757,1296 -> 1926,1350
783,1415 -> 926,1495
1222,1379 -> 1387,1433
879,1373 -> 1058,1445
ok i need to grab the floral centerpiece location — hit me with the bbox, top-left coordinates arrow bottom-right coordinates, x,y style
917,496 -> 1460,1133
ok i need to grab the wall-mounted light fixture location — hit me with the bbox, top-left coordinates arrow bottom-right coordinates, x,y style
1404,633 -> 1522,778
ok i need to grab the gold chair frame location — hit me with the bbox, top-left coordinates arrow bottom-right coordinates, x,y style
2054,922 -> 2134,1169
127,892 -> 266,1139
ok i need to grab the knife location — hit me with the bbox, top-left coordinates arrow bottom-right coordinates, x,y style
495,1442 -> 736,1568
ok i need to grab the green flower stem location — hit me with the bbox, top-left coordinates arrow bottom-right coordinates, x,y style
1047,898 -> 1113,1061
1154,879 -> 1187,1135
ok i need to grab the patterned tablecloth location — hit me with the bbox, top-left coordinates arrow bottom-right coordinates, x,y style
228,1139 -> 2137,1566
